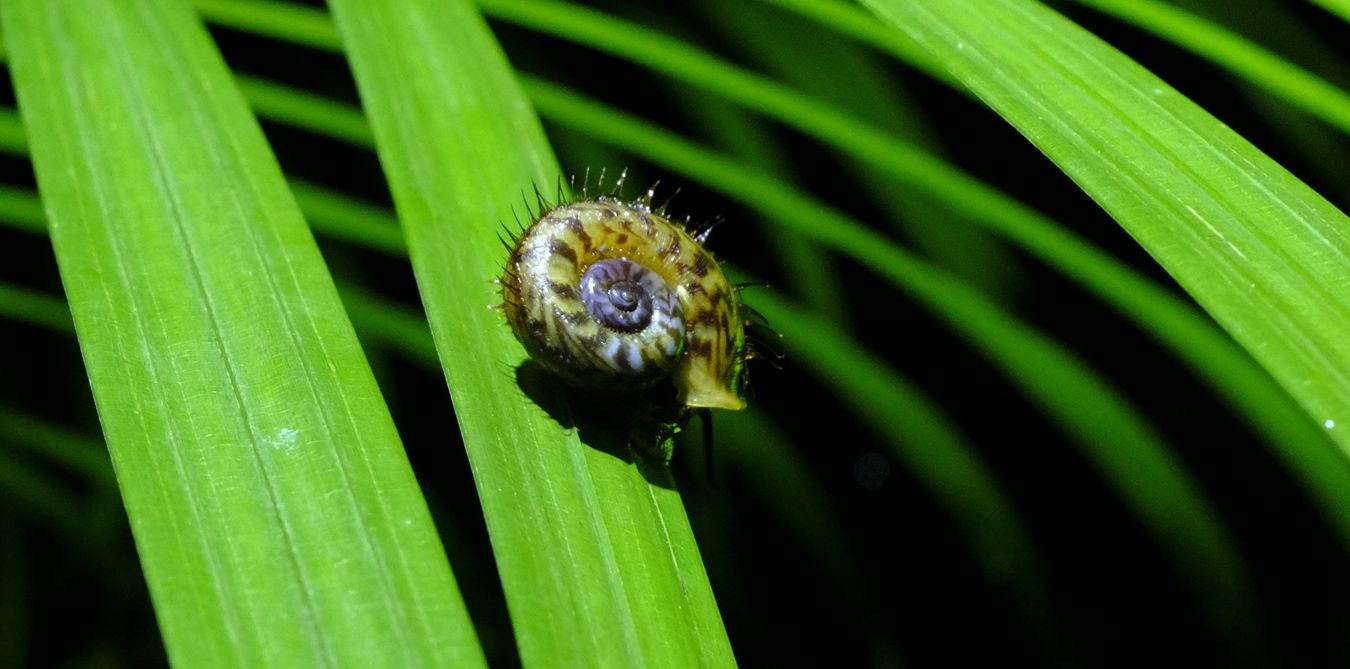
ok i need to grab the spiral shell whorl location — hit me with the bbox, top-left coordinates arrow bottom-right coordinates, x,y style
580,258 -> 681,337
502,198 -> 747,410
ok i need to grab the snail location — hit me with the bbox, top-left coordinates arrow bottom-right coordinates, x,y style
499,177 -> 748,412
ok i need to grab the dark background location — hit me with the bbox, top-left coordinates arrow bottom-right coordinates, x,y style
3,0 -> 1350,666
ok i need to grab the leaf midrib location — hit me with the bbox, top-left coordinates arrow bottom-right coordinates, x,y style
38,1 -> 251,662
103,2 -> 333,661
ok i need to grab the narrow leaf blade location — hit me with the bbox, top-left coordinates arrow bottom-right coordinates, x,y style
860,0 -> 1350,451
3,0 -> 482,665
324,0 -> 735,665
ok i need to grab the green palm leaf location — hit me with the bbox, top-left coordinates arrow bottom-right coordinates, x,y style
3,0 -> 481,665
864,0 -> 1350,455
325,0 -> 735,665
2,0 -> 1349,665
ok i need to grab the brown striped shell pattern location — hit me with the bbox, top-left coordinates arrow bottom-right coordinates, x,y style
500,189 -> 748,411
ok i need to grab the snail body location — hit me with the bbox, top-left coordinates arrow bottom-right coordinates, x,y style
501,197 -> 747,411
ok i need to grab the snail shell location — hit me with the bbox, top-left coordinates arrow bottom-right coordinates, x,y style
501,197 -> 747,410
